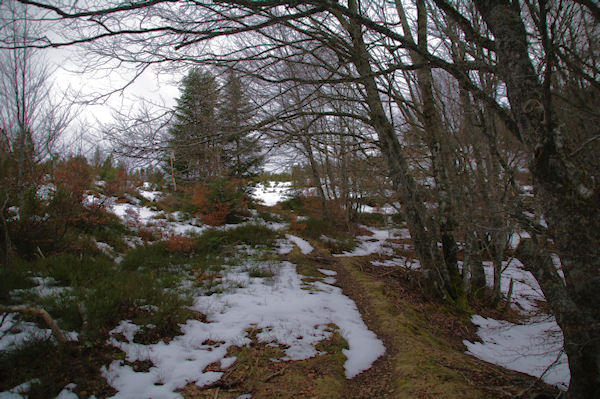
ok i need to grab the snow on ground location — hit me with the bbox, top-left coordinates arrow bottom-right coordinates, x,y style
0,380 -> 40,399
0,313 -> 78,353
463,258 -> 569,388
84,192 -> 206,238
110,201 -> 206,237
138,183 -> 164,202
252,182 -> 293,206
102,258 -> 385,398
2,182 -> 570,394
481,258 -> 544,314
333,226 -> 400,257
359,203 -> 399,214
10,277 -> 71,300
286,234 -> 314,254
318,268 -> 337,276
340,225 -> 569,389
276,238 -> 295,255
465,315 -> 569,389
370,257 -> 421,270
2,276 -> 80,353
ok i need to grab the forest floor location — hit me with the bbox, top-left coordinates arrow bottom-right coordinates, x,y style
180,241 -> 557,399
0,182 -> 564,398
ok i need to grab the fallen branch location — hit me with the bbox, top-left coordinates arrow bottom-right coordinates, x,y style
0,305 -> 67,343
263,367 -> 286,382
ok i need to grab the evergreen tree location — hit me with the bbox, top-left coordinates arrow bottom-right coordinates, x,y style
168,69 -> 220,182
218,70 -> 263,177
167,69 -> 262,184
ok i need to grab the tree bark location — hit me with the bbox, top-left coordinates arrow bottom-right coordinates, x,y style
395,0 -> 465,306
475,1 -> 600,396
466,231 -> 486,299
336,0 -> 450,298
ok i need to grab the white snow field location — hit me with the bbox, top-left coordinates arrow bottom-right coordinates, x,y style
285,234 -> 314,254
252,182 -> 293,206
464,315 -> 568,389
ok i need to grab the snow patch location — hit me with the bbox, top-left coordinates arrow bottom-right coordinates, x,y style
318,268 -> 337,276
333,227 -> 398,257
286,234 -> 314,254
464,315 -> 568,389
102,262 -> 385,397
252,182 -> 293,206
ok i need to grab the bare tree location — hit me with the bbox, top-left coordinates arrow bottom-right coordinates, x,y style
0,0 -> 74,265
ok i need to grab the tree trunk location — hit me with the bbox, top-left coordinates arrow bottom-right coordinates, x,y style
0,196 -> 12,266
337,0 -> 450,298
466,231 -> 486,299
301,137 -> 329,218
396,0 -> 466,307
475,1 -> 600,396
515,239 -> 599,398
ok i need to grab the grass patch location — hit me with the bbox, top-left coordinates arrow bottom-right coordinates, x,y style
0,261 -> 36,304
0,339 -> 118,398
183,327 -> 348,398
194,224 -> 278,255
247,264 -> 276,278
355,212 -> 388,227
333,256 -> 556,398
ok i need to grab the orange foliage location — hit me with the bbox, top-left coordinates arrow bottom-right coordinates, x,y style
191,185 -> 210,209
165,234 -> 195,253
104,166 -> 132,198
191,178 -> 249,226
53,156 -> 93,200
192,270 -> 222,282
138,226 -> 163,243
290,214 -> 306,232
200,202 -> 231,226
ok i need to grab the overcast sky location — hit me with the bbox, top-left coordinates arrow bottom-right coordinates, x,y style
44,43 -> 181,156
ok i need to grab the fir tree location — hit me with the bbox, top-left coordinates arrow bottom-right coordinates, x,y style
218,70 -> 263,177
168,69 -> 220,182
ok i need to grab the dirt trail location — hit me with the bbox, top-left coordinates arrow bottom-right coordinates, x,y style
311,245 -> 559,399
183,237 -> 559,399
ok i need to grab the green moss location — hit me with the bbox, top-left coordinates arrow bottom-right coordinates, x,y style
336,257 -> 488,398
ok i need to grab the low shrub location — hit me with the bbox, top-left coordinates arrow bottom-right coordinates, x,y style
321,236 -> 359,254
194,224 -> 277,255
34,253 -> 114,287
119,242 -> 172,271
164,234 -> 195,253
13,252 -> 194,340
80,269 -> 192,339
278,195 -> 305,212
355,212 -> 387,227
191,178 -> 251,226
303,217 -> 342,240
0,260 -> 35,303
